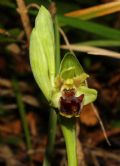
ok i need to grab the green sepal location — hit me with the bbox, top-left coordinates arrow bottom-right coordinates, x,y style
59,52 -> 84,79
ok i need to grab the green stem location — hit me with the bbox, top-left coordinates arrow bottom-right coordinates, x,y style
43,109 -> 57,166
60,116 -> 78,166
43,14 -> 60,166
12,79 -> 32,151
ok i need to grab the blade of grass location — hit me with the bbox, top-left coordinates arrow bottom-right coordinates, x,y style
79,40 -> 120,47
61,44 -> 120,59
65,1 -> 120,20
12,79 -> 32,159
58,15 -> 120,40
0,135 -> 22,145
0,0 -> 15,8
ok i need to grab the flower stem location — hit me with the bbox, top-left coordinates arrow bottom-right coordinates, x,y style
60,116 -> 78,166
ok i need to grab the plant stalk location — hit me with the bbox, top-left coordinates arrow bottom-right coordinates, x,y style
60,116 -> 78,166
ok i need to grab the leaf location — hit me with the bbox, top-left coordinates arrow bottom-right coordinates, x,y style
8,28 -> 21,36
58,15 -> 120,40
65,1 -> 120,20
79,40 -> 120,47
0,35 -> 16,43
111,121 -> 120,127
59,52 -> 84,79
35,5 -> 55,87
76,86 -> 97,105
3,136 -> 22,145
30,6 -> 55,101
61,44 -> 120,59
30,29 -> 51,101
0,0 -> 15,8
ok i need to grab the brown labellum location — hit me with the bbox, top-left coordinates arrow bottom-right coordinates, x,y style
60,88 -> 84,117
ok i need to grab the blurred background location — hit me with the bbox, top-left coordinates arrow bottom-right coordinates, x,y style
0,0 -> 120,166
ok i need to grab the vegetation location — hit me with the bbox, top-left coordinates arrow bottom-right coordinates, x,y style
0,0 -> 120,166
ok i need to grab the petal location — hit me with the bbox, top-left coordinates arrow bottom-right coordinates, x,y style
76,86 -> 97,105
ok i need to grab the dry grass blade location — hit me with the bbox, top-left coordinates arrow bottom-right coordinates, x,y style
61,44 -> 120,59
27,3 -> 40,10
92,148 -> 120,162
0,78 -> 12,88
22,95 -> 40,107
65,1 -> 120,20
1,104 -> 17,110
90,104 -> 111,146
0,146 -> 24,166
59,27 -> 73,54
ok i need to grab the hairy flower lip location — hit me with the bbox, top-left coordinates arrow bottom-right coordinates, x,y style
59,88 -> 84,118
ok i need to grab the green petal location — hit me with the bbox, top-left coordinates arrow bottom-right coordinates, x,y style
59,52 -> 84,79
76,86 -> 97,105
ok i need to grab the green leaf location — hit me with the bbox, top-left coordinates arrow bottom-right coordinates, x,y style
0,0 -> 15,8
59,52 -> 84,79
0,136 -> 22,145
58,15 -> 120,40
79,40 -> 120,47
76,86 -> 97,105
8,28 -> 21,36
30,6 -> 55,101
30,29 -> 51,101
111,120 -> 120,127
0,35 -> 17,43
35,6 -> 55,87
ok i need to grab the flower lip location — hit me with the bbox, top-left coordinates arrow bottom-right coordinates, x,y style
60,88 -> 84,118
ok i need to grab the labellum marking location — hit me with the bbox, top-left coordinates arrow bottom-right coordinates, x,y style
60,88 -> 84,117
